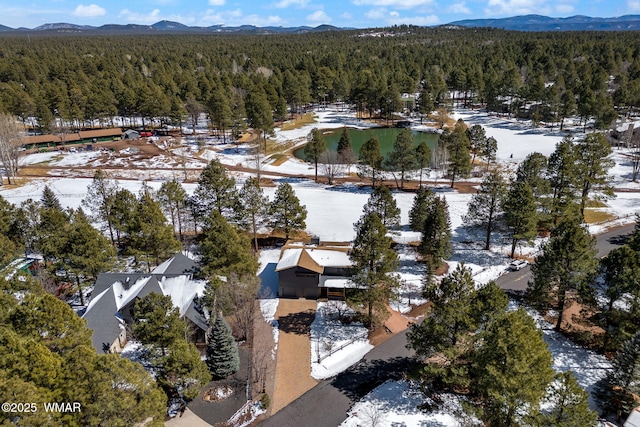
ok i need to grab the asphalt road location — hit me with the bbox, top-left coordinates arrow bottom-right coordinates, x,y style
496,223 -> 636,293
259,330 -> 415,427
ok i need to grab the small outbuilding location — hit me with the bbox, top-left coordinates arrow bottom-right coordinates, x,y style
124,129 -> 140,140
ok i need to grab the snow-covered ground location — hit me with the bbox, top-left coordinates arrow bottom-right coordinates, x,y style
341,380 -> 482,427
310,301 -> 373,379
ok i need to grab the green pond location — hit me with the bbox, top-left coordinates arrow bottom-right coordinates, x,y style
293,127 -> 439,161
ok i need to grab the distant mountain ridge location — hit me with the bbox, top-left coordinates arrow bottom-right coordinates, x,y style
1,15 -> 640,34
0,20 -> 345,34
448,14 -> 640,31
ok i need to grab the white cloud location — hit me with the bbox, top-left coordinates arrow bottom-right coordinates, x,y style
365,8 -> 388,19
484,0 -> 549,16
555,4 -> 574,14
364,7 -> 438,25
243,14 -> 285,25
199,9 -> 284,27
448,2 -> 471,14
208,0 -> 226,5
388,13 -> 439,25
72,4 -> 106,18
341,12 -> 353,19
629,0 -> 640,12
307,10 -> 331,22
118,8 -> 161,24
353,0 -> 433,7
274,0 -> 310,7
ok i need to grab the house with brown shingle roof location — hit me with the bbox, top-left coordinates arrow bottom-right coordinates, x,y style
275,241 -> 355,299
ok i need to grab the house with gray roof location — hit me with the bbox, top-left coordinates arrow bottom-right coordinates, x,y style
83,253 -> 207,354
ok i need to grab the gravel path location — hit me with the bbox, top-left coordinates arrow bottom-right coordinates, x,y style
270,299 -> 318,414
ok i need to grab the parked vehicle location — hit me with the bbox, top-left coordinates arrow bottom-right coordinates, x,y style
509,259 -> 528,271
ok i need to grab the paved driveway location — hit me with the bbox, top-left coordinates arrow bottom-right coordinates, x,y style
270,298 -> 319,414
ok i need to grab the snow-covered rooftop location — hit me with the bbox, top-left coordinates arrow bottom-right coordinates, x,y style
275,247 -> 352,273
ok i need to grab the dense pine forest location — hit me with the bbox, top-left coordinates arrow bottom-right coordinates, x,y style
0,27 -> 639,132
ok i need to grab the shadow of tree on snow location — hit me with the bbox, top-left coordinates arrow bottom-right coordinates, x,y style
277,309 -> 315,336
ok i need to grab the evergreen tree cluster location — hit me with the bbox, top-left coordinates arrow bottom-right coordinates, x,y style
409,188 -> 452,279
0,27 -> 637,135
0,286 -> 166,426
461,132 -> 614,256
0,188 -> 117,302
408,265 -> 597,426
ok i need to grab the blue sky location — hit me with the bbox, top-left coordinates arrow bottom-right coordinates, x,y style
1,0 -> 638,29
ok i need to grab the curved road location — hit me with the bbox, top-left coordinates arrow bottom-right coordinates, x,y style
496,223 -> 636,293
259,223 -> 636,427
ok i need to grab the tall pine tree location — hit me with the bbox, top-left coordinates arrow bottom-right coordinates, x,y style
527,217 -> 598,331
548,136 -> 580,225
463,169 -> 507,250
595,331 -> 640,420
304,128 -> 327,182
414,140 -> 431,188
445,120 -> 472,188
201,211 -> 259,277
598,246 -> 640,352
362,185 -> 401,230
418,195 -> 452,279
503,181 -> 538,258
409,187 -> 436,232
82,170 -> 119,245
472,308 -> 554,427
574,132 -> 615,218
358,136 -> 383,188
337,127 -> 354,164
532,371 -> 597,427
192,159 -> 238,222
236,177 -> 269,251
269,182 -> 307,239
385,128 -> 417,189
349,212 -> 398,327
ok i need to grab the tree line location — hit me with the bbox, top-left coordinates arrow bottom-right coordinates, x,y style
0,27 -> 639,136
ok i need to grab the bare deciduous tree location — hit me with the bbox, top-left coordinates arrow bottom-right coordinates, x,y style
320,150 -> 346,185
0,113 -> 23,185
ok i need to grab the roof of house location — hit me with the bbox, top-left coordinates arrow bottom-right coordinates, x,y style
78,128 -> 122,139
152,252 -> 198,275
318,276 -> 357,289
22,128 -> 122,146
83,287 -> 125,354
83,253 -> 206,353
92,272 -> 152,301
275,247 -> 351,273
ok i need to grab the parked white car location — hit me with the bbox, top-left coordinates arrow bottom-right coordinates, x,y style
509,259 -> 529,271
